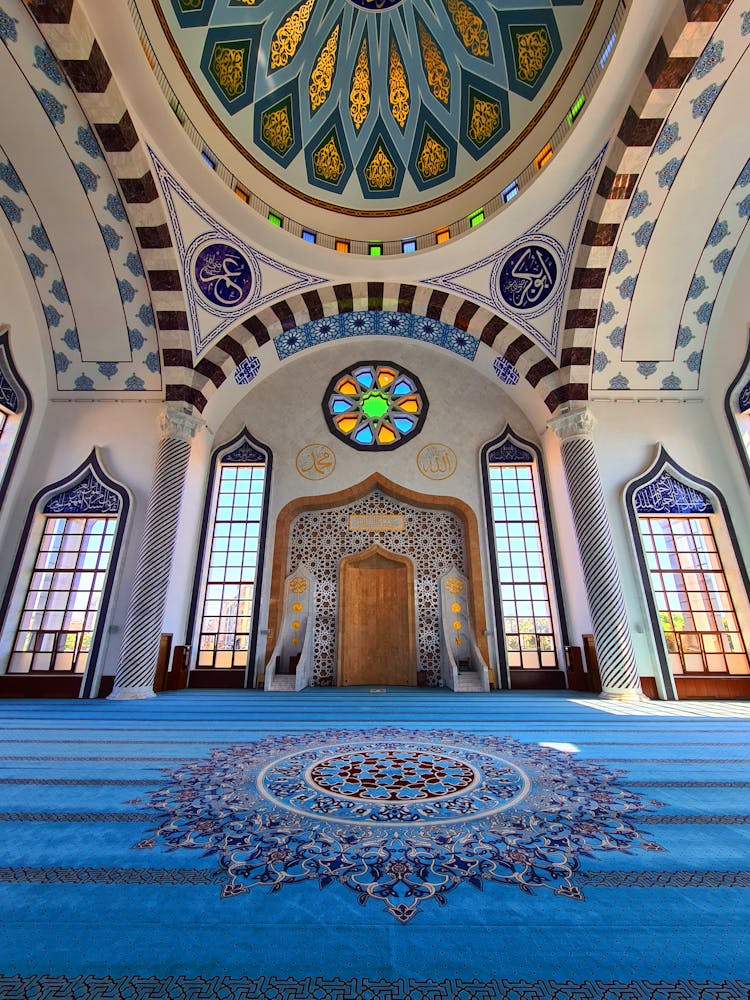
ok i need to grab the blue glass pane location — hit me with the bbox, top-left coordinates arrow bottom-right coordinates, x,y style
355,425 -> 374,444
332,399 -> 351,413
392,379 -> 413,395
355,369 -> 374,388
394,417 -> 414,434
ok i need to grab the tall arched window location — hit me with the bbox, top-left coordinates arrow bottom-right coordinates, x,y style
725,333 -> 750,489
0,451 -> 130,698
187,429 -> 272,684
481,428 -> 567,689
626,448 -> 750,699
0,330 -> 31,509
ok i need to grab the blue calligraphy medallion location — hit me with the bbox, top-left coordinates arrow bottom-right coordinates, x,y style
194,242 -> 253,309
497,244 -> 558,311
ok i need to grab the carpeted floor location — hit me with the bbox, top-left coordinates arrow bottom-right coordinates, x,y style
0,688 -> 749,999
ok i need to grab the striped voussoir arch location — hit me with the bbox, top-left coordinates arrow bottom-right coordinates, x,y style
184,281 -> 581,414
26,0 -> 192,378
561,434 -> 641,695
563,0 -> 733,378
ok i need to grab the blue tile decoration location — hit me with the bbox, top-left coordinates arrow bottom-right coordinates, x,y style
632,221 -> 654,247
0,368 -> 18,413
137,727 -> 660,921
738,378 -> 750,413
97,362 -> 118,380
654,121 -> 679,155
0,3 -> 159,393
43,469 -> 121,515
686,350 -> 702,372
609,373 -> 629,389
608,326 -> 625,348
611,249 -> 629,273
636,361 -> 656,378
712,248 -> 733,273
708,219 -> 729,245
618,276 -> 637,299
599,301 -> 616,324
0,194 -> 22,223
695,301 -> 713,325
691,40 -> 724,79
656,157 -> 683,189
627,190 -> 650,218
633,471 -> 713,515
661,373 -> 682,390
0,8 -> 18,42
273,310 -> 479,362
427,147 -> 606,357
487,440 -> 532,463
592,351 -> 608,372
688,275 -> 707,299
493,356 -> 520,385
125,374 -> 145,391
145,352 -> 161,373
743,11 -> 750,36
691,82 -> 723,119
739,193 -> 750,218
676,326 -> 693,347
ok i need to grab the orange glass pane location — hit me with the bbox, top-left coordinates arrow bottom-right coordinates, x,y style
377,424 -> 396,444
337,378 -> 358,395
377,368 -> 395,388
398,397 -> 420,413
337,416 -> 358,433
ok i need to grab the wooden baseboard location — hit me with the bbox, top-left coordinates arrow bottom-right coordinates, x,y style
640,676 -> 659,699
509,669 -> 567,690
675,675 -> 750,699
188,668 -> 246,689
0,674 -> 82,698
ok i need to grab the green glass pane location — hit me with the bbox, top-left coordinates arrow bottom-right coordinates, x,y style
361,392 -> 389,420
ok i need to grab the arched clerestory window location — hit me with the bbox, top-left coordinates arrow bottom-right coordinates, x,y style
186,429 -> 272,684
481,428 -> 567,689
0,450 -> 130,698
0,330 -> 31,510
626,448 -> 750,699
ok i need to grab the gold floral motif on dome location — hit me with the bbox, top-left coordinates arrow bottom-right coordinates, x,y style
270,0 -> 316,71
468,97 -> 499,147
417,135 -> 448,180
444,0 -> 489,59
313,136 -> 345,183
388,38 -> 409,130
289,577 -> 308,593
309,23 -> 340,113
262,107 -> 294,155
516,27 -> 550,83
417,20 -> 450,106
178,0 -> 203,9
365,146 -> 396,190
211,45 -> 246,100
349,36 -> 370,132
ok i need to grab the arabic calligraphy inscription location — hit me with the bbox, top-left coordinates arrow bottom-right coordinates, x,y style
296,443 -> 336,480
497,244 -> 557,312
194,243 -> 253,309
417,443 -> 458,480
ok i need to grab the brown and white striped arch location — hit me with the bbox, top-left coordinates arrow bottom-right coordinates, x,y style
25,0 -> 191,366
563,0 -> 733,384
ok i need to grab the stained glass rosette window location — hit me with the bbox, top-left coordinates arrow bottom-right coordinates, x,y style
323,362 -> 428,450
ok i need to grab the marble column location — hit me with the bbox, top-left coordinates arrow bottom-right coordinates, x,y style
110,408 -> 203,699
548,407 -> 643,699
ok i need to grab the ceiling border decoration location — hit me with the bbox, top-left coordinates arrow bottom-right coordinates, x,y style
148,145 -> 325,360
425,145 -> 607,359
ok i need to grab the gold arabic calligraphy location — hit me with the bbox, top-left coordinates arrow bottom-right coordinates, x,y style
296,444 -> 336,480
417,443 -> 457,480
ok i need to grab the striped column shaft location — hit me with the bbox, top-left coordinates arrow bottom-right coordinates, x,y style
110,410 -> 201,699
550,410 -> 642,698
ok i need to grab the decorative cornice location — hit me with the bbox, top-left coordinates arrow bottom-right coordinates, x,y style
547,407 -> 596,442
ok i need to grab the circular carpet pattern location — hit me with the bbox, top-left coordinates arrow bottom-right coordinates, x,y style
137,727 -> 663,922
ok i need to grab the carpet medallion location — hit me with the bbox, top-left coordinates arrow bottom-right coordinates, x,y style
136,727 -> 662,922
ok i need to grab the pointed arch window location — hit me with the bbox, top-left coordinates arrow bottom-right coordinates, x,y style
188,431 -> 272,675
627,452 -> 750,697
1,453 -> 129,696
482,432 -> 566,685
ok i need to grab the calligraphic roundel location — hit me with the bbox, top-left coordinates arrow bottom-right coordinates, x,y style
193,242 -> 254,310
496,243 -> 559,314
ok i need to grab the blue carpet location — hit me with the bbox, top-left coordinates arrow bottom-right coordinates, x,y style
0,688 -> 749,999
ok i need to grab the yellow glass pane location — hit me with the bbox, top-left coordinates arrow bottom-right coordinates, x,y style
337,378 -> 358,395
398,397 -> 419,413
337,416 -> 358,433
378,424 -> 396,443
377,369 -> 395,388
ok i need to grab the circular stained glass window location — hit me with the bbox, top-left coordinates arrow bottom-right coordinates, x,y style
323,362 -> 428,451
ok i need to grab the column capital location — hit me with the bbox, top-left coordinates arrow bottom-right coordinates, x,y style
547,407 -> 596,442
159,407 -> 204,443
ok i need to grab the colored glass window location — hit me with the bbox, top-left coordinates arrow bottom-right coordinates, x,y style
501,181 -> 519,203
9,517 -> 116,674
268,211 -> 283,227
197,460 -> 266,669
369,244 -> 383,256
201,151 -> 217,170
435,228 -> 450,245
336,239 -> 350,253
534,144 -> 553,171
402,239 -> 417,254
489,463 -> 558,670
566,94 -> 585,126
599,32 -> 616,68
234,186 -> 250,203
639,516 -> 749,676
323,362 -> 428,451
469,209 -> 484,228
301,230 -> 316,243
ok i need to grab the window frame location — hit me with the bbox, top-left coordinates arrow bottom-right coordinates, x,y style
185,428 -> 272,687
0,450 -> 131,698
481,428 -> 568,690
625,447 -> 750,699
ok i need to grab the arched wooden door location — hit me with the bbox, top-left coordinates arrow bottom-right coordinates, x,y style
337,545 -> 416,686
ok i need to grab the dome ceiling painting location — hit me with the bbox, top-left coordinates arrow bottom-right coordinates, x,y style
149,0 -> 599,216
